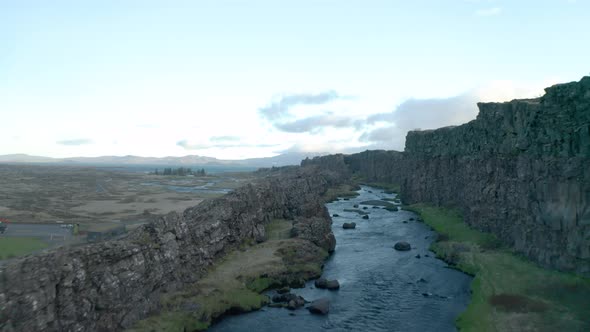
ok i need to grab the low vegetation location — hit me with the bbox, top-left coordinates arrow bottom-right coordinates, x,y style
408,204 -> 590,331
129,231 -> 327,331
322,183 -> 360,202
0,237 -> 48,260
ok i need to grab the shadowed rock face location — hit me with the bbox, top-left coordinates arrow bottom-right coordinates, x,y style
305,77 -> 590,276
0,165 -> 342,332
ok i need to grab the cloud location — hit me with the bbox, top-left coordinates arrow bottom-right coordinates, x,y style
56,139 -> 93,146
475,7 -> 502,16
176,139 -> 278,150
359,80 -> 550,151
209,136 -> 240,142
259,91 -> 340,121
360,93 -> 480,150
275,113 -> 360,133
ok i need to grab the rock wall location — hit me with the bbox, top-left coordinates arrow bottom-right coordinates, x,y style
0,165 -> 340,332
307,77 -> 590,276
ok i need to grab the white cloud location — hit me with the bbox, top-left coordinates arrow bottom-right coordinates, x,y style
358,80 -> 552,151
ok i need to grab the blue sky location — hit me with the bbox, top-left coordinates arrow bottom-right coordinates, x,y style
1,0 -> 588,159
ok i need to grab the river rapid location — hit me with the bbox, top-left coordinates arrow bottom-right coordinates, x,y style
210,186 -> 472,332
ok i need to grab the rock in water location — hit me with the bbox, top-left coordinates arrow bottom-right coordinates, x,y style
362,215 -> 369,219
326,280 -> 340,290
394,241 -> 411,251
308,298 -> 330,315
314,278 -> 328,289
342,222 -> 356,229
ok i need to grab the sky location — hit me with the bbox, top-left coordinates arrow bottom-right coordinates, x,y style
1,0 -> 588,159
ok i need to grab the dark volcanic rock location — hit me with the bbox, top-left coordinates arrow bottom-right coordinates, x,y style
0,165 -> 345,331
314,278 -> 328,289
326,280 -> 340,290
308,298 -> 330,315
304,76 -> 590,276
314,278 -> 340,290
342,222 -> 356,229
394,241 -> 411,251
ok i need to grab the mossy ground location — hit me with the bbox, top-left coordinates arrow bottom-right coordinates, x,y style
408,203 -> 590,332
128,220 -> 327,332
322,184 -> 360,202
0,237 -> 48,260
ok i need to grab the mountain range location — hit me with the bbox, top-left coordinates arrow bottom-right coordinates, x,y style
0,152 -> 327,168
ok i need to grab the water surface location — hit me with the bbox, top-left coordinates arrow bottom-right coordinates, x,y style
210,186 -> 472,332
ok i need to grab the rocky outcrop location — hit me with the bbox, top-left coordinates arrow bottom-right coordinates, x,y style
0,165 -> 342,331
306,77 -> 590,276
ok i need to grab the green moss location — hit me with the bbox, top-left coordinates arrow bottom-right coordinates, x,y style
409,203 -> 590,332
246,277 -> 275,293
0,237 -> 48,260
322,184 -> 360,202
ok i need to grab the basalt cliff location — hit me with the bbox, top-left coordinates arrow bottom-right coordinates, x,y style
305,76 -> 590,276
0,166 -> 341,331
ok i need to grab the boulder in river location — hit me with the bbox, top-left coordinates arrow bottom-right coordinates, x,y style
314,278 -> 328,289
332,214 -> 340,217
353,204 -> 359,208
342,222 -> 356,229
394,241 -> 411,251
315,278 -> 340,290
308,298 -> 330,315
362,215 -> 369,220
326,280 -> 340,290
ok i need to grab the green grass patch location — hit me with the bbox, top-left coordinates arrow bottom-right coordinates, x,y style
322,184 -> 360,202
0,237 -> 48,260
409,203 -> 590,332
265,219 -> 292,240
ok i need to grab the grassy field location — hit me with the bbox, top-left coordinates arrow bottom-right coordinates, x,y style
0,237 -> 48,260
408,204 -> 590,332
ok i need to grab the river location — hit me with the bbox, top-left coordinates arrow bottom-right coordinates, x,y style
209,186 -> 472,332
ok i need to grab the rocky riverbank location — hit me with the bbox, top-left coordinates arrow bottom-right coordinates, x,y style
0,165 -> 345,331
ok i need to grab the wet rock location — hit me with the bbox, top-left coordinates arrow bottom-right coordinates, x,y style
308,298 -> 330,315
332,214 -> 340,217
277,287 -> 290,294
415,254 -> 421,259
422,292 -> 433,297
286,296 -> 306,310
314,278 -> 328,289
362,207 -> 368,210
353,204 -> 359,208
362,215 -> 369,219
417,278 -> 428,283
342,222 -> 356,229
409,218 -> 415,221
315,278 -> 339,290
402,220 -> 408,223
394,241 -> 411,251
326,280 -> 340,290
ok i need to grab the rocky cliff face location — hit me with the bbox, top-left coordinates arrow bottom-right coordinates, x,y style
307,77 -> 590,276
0,165 -> 341,331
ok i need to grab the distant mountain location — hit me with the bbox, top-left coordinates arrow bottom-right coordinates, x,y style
0,154 -> 60,163
0,152 -> 329,168
236,151 -> 327,167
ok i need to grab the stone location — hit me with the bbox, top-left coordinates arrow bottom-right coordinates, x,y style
362,215 -> 369,220
314,278 -> 328,289
325,280 -> 340,290
332,214 -> 340,217
308,298 -> 330,315
342,222 -> 356,229
394,241 -> 411,251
